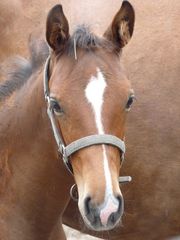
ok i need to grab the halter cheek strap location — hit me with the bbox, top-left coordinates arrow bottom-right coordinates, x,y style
47,98 -> 126,174
44,56 -> 132,183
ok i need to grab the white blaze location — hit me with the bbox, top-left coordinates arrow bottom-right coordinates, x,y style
85,68 -> 106,135
85,68 -> 119,226
85,68 -> 113,197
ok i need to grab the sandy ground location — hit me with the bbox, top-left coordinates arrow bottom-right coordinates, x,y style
63,225 -> 180,240
63,225 -> 102,240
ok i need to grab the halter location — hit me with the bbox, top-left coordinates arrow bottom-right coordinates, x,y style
43,56 -> 132,190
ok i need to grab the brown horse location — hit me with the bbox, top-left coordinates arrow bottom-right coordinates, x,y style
62,1 -> 180,240
1,1 -> 180,240
0,1 -> 136,239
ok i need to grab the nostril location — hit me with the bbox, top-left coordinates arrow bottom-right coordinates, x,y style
116,195 -> 124,215
84,196 -> 91,215
105,195 -> 124,226
84,197 -> 101,227
108,212 -> 116,225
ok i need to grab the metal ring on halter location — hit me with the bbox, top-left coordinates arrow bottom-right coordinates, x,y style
70,184 -> 78,201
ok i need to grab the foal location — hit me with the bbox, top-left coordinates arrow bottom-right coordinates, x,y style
0,1 -> 135,239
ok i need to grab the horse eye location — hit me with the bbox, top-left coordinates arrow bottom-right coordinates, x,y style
126,95 -> 135,111
50,99 -> 64,116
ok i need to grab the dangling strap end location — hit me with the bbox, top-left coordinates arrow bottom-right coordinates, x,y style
74,38 -> 77,60
119,176 -> 132,184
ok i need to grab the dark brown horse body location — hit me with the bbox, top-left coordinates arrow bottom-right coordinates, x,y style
0,1 -> 180,240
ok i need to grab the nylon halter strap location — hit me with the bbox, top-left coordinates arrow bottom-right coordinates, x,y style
43,56 -> 129,180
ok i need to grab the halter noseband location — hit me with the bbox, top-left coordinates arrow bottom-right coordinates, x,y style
43,56 -> 132,185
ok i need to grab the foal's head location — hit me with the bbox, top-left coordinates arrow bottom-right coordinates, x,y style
46,1 -> 135,231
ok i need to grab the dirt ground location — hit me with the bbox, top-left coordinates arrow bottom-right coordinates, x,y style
63,225 -> 180,240
63,225 -> 101,240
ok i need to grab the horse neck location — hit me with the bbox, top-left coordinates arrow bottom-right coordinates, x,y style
0,72 -> 47,148
0,71 -> 73,237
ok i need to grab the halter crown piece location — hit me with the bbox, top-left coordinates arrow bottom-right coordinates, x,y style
43,56 -> 132,189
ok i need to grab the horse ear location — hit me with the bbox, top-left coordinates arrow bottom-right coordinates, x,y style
46,5 -> 69,52
103,1 -> 135,50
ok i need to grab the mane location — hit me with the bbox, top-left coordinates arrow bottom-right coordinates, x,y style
0,26 -> 116,101
67,25 -> 116,55
0,38 -> 49,102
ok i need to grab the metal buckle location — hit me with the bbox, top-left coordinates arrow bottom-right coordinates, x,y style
59,144 -> 74,174
59,144 -> 66,157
